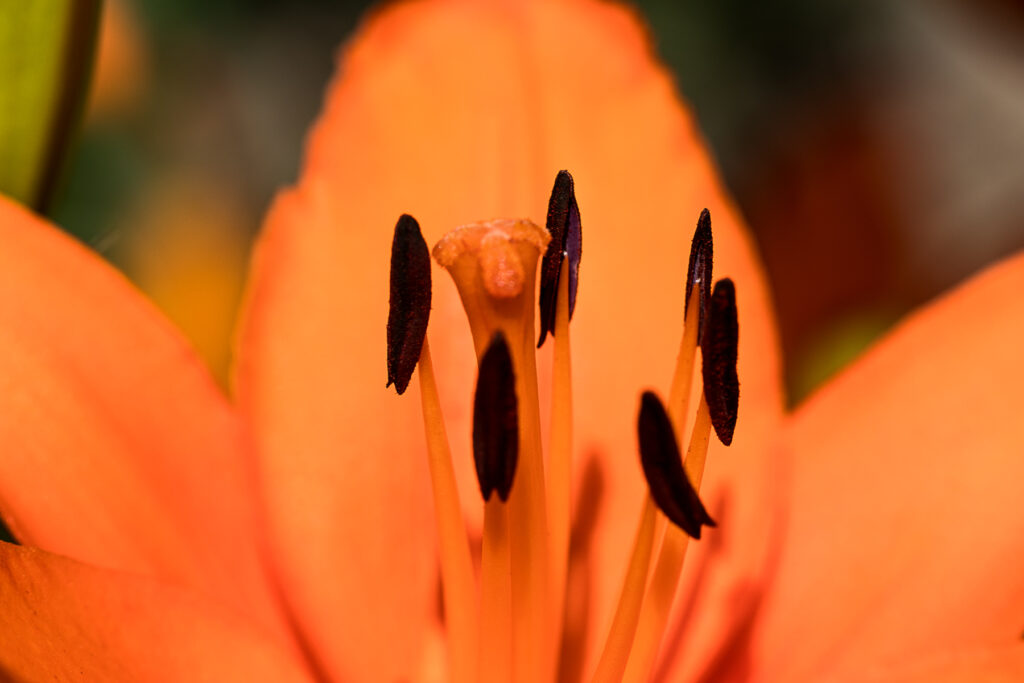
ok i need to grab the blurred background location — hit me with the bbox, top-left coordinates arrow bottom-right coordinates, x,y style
34,0 -> 1024,400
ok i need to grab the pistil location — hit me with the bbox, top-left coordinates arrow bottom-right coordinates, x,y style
480,495 -> 512,683
434,219 -> 553,683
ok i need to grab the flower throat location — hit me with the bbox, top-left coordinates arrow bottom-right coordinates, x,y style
386,172 -> 740,683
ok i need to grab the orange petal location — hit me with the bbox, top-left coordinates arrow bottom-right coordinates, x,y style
236,0 -> 783,676
838,645 -> 1024,683
752,252 -> 1024,680
0,197 -> 286,641
0,542 -> 311,682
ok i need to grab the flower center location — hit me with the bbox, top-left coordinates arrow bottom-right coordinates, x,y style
385,174 -> 739,683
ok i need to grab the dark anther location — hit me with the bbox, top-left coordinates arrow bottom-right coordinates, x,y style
537,169 -> 583,348
386,214 -> 432,395
473,332 -> 519,502
637,391 -> 716,539
685,208 -> 713,344
701,278 -> 739,445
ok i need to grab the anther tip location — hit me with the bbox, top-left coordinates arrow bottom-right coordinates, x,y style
473,332 -> 519,503
637,391 -> 716,539
386,214 -> 432,395
701,278 -> 739,445
538,169 -> 583,347
685,209 -> 713,342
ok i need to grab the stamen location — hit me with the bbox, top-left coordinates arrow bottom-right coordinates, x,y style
434,219 -> 553,683
594,212 -> 715,682
701,278 -> 739,445
386,215 -> 477,683
622,398 -> 715,683
598,401 -> 716,683
538,170 -> 583,348
590,391 -> 716,683
539,170 -> 584,670
386,214 -> 431,395
637,392 -> 716,539
473,332 -> 520,503
623,277 -> 740,683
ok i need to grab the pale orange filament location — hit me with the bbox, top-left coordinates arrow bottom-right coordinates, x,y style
507,312 -> 552,683
589,496 -> 657,683
416,338 -> 479,683
667,285 -> 703,436
546,257 -> 573,664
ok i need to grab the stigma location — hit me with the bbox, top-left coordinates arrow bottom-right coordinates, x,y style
432,218 -> 550,362
434,219 -> 549,300
385,172 -> 739,683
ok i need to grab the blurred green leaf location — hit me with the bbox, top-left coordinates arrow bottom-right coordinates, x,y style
790,309 -> 898,404
0,0 -> 101,212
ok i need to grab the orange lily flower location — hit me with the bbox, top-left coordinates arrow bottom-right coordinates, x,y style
2,0 -> 1024,681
